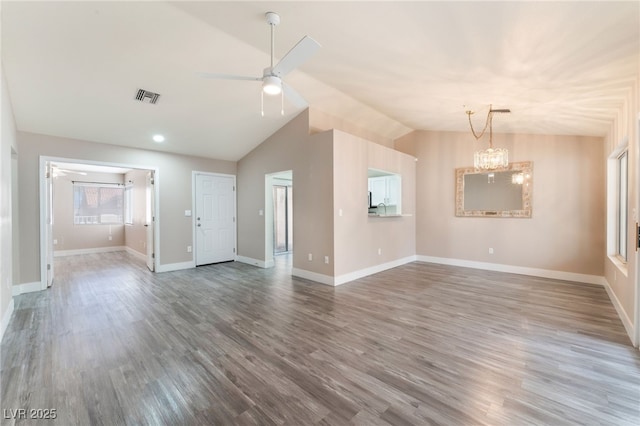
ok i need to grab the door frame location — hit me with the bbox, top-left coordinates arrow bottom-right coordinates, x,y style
191,171 -> 237,266
635,112 -> 640,348
44,161 -> 54,288
38,156 -> 160,290
272,184 -> 293,254
145,170 -> 156,272
264,170 -> 293,268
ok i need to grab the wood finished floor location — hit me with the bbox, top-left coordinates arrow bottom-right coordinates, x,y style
1,252 -> 639,425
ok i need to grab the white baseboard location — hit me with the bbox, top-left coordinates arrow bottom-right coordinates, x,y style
12,281 -> 43,296
603,279 -> 636,346
334,255 -> 417,286
54,246 -> 126,257
292,268 -> 335,286
416,255 -> 606,286
125,246 -> 147,261
236,256 -> 274,268
155,260 -> 195,273
293,255 -> 417,286
1,298 -> 14,343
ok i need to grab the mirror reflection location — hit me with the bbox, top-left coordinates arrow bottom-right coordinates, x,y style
455,161 -> 532,217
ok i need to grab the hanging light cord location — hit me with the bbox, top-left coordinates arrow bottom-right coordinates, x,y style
467,105 -> 495,148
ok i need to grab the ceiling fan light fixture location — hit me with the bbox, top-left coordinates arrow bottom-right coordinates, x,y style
262,76 -> 282,95
199,11 -> 320,114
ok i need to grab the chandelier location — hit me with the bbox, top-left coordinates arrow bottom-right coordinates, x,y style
466,105 -> 510,170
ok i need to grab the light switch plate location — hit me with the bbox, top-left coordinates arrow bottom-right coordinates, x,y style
185,210 -> 192,217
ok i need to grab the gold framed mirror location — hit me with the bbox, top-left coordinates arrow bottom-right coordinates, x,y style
455,161 -> 532,218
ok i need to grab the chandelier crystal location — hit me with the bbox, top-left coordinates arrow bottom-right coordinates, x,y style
474,147 -> 508,171
466,105 -> 510,171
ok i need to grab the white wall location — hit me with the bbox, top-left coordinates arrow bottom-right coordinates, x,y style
1,66 -> 17,340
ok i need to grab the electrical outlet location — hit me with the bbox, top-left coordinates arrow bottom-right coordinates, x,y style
324,256 -> 329,264
53,239 -> 58,245
108,236 -> 113,241
378,248 -> 382,255
187,245 -> 192,253
308,253 -> 313,261
488,248 -> 494,254
259,209 -> 264,216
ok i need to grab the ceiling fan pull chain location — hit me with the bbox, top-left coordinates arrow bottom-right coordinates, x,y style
261,90 -> 265,117
281,90 -> 284,115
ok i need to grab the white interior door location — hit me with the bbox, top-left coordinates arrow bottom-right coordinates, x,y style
145,171 -> 155,272
195,173 -> 236,266
45,162 -> 54,287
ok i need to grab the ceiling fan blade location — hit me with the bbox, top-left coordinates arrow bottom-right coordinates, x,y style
282,82 -> 308,108
272,36 -> 321,77
197,72 -> 262,81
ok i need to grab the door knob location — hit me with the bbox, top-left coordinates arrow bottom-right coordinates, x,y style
197,224 -> 201,227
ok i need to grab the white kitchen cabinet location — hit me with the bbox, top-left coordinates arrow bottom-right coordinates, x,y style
368,172 -> 401,212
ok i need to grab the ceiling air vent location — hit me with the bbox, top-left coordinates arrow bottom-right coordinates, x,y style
135,88 -> 160,104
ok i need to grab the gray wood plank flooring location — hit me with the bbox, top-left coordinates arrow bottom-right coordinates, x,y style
1,252 -> 639,425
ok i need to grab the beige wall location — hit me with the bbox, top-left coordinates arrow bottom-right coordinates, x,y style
395,130 -> 605,276
1,66 -> 17,338
17,131 -> 235,284
238,111 -> 416,282
237,110 -> 335,277
124,169 -> 149,256
53,172 -> 125,252
309,108 -> 396,149
333,130 -> 416,276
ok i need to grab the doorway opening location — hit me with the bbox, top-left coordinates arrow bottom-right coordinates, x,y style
39,156 -> 158,290
266,170 -> 293,269
273,184 -> 293,254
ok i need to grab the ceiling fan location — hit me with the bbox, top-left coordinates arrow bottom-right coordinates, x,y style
199,12 -> 321,115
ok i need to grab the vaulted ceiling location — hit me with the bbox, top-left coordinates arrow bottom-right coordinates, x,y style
2,1 -> 638,161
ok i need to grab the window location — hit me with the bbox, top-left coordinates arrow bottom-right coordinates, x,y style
73,183 -> 124,225
124,184 -> 133,225
617,150 -> 628,261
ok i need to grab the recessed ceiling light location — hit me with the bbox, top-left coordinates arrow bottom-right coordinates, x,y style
152,134 -> 165,143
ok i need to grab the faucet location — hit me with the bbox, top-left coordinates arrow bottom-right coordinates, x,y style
377,203 -> 387,215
